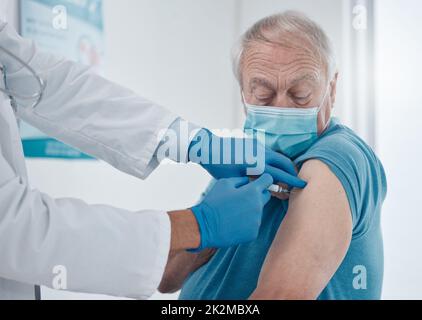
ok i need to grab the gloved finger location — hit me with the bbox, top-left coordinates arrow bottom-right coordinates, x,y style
226,176 -> 250,188
262,190 -> 272,204
265,165 -> 307,189
247,173 -> 274,191
266,150 -> 298,176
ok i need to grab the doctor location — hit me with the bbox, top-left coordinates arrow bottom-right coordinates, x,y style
0,21 -> 306,300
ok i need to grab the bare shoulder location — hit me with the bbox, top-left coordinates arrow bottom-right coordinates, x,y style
290,159 -> 351,213
297,159 -> 338,183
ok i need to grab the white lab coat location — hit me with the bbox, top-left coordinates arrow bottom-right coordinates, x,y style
0,21 -> 180,299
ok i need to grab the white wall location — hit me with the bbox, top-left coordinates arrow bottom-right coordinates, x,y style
0,0 -> 19,26
375,0 -> 422,299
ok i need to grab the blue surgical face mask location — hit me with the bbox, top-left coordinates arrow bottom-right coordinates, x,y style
243,86 -> 330,159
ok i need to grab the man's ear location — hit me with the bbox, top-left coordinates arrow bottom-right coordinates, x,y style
330,72 -> 339,108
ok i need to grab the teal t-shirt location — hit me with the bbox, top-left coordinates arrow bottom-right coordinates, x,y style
179,118 -> 387,300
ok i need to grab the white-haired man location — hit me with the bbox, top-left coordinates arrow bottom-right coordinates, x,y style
159,11 -> 387,300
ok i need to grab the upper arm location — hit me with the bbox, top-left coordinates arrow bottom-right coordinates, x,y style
250,159 -> 353,300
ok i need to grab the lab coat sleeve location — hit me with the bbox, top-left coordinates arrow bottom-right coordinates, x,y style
0,150 -> 171,299
0,21 -> 180,179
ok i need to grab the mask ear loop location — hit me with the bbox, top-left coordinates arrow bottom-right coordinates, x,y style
241,91 -> 251,116
317,84 -> 331,111
317,83 -> 333,133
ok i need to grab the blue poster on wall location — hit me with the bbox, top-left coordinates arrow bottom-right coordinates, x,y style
19,0 -> 105,159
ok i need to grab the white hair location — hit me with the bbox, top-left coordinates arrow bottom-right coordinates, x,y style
232,11 -> 337,85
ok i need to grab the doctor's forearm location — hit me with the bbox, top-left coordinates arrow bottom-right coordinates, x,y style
167,210 -> 201,252
159,248 -> 216,294
160,210 -> 215,294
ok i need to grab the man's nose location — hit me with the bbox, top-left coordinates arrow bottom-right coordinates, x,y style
270,93 -> 291,108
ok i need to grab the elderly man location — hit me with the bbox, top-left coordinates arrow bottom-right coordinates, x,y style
158,11 -> 387,300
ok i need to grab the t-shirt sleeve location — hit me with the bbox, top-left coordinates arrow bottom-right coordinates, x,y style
295,133 -> 381,238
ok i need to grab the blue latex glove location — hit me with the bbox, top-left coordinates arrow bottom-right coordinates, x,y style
189,129 -> 307,189
189,174 -> 273,252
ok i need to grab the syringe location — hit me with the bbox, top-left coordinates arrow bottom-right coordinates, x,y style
268,184 -> 291,194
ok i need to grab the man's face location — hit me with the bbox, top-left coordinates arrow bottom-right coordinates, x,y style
241,41 -> 338,135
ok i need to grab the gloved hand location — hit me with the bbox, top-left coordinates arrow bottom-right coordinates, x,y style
189,174 -> 273,252
189,129 -> 307,188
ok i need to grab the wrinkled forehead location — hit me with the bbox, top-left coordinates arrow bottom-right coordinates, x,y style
240,41 -> 326,89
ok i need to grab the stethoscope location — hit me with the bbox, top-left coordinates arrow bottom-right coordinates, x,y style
0,45 -> 46,112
